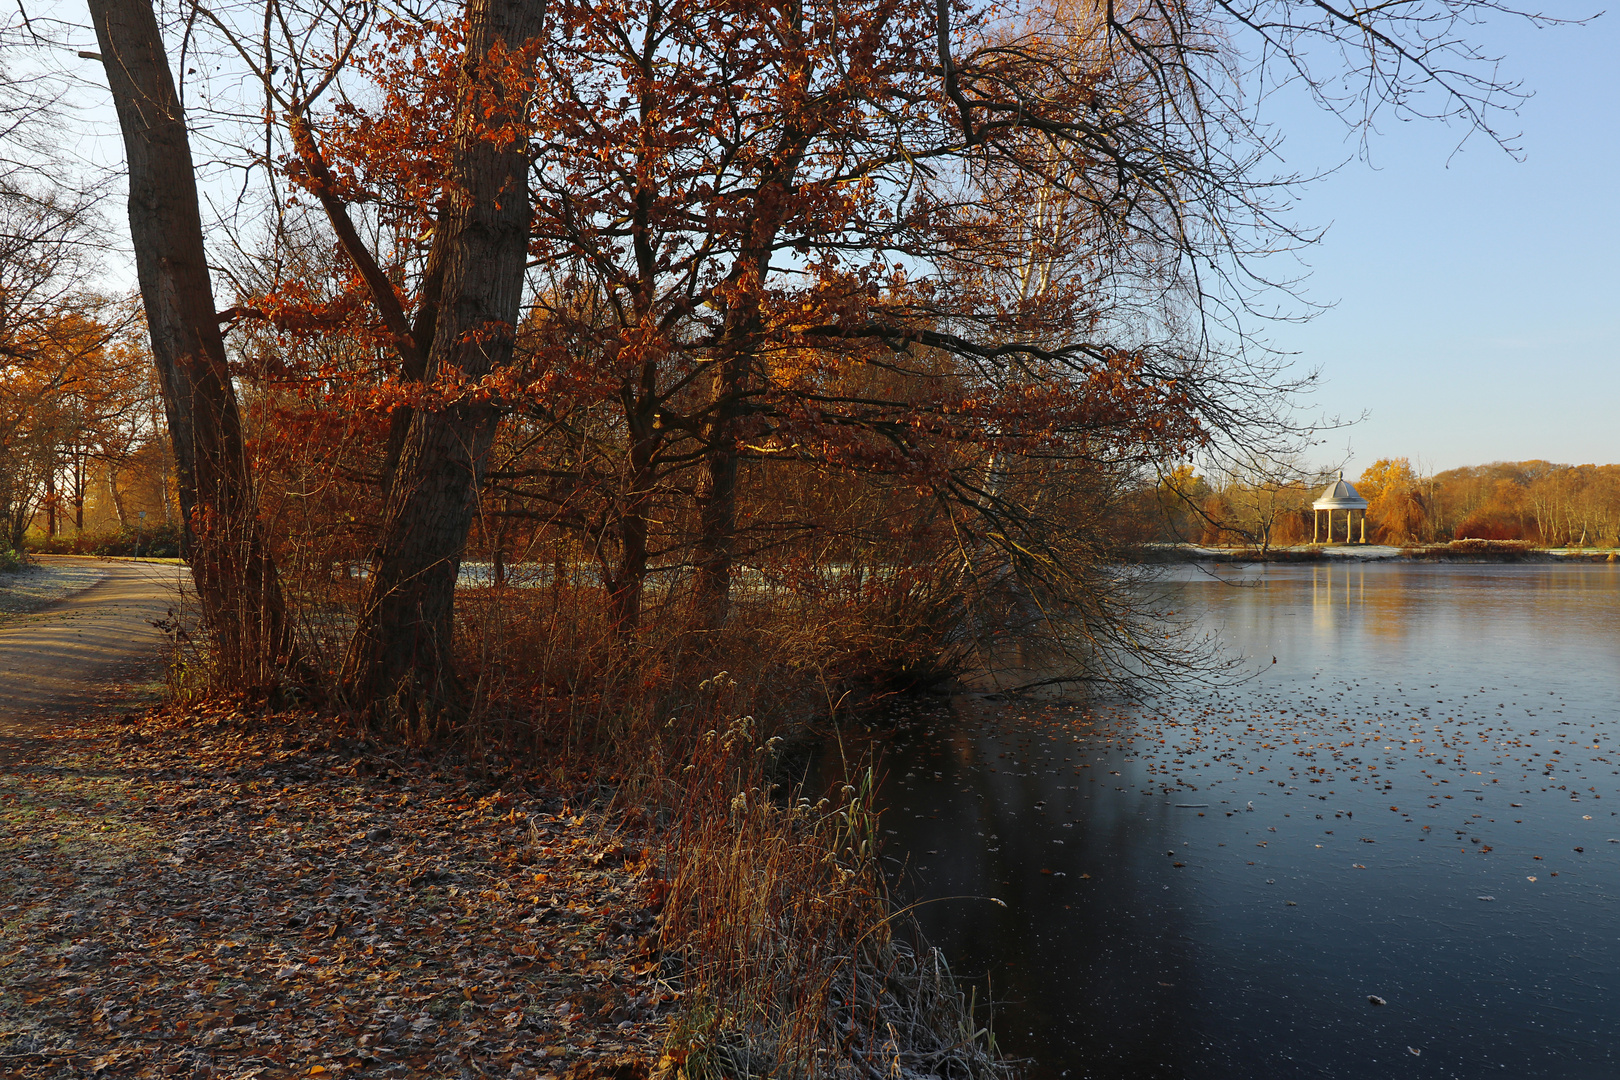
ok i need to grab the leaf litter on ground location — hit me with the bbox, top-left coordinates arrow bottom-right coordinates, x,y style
0,701 -> 670,1079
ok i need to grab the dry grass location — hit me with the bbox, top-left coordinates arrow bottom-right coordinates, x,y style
1401,539 -> 1543,560
240,564 -> 1016,1078
435,566 -> 982,774
652,711 -> 1010,1080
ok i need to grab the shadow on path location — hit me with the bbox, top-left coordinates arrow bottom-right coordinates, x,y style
0,556 -> 190,761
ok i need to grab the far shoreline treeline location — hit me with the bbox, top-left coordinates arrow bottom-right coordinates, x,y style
1123,458 -> 1620,553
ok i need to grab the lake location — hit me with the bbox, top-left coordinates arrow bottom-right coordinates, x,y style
857,562 -> 1620,1079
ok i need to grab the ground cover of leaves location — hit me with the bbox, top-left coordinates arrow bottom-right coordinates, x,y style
0,702 -> 671,1079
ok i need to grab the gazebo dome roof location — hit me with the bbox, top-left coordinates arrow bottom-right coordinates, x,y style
1313,476 -> 1368,511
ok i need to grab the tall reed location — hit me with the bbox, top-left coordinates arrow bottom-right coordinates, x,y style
655,712 -> 1010,1080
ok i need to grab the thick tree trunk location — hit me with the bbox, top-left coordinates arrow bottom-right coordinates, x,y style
89,0 -> 296,685
339,0 -> 540,729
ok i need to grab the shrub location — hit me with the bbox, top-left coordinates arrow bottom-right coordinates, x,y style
0,547 -> 24,573
1445,538 -> 1536,557
26,523 -> 182,559
1402,539 -> 1539,561
1451,514 -> 1526,542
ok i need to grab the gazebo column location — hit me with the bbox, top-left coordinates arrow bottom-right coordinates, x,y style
1360,512 -> 1367,544
1313,511 -> 1320,543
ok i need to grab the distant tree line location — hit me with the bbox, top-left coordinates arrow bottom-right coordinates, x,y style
1129,458 -> 1620,549
0,50 -> 177,556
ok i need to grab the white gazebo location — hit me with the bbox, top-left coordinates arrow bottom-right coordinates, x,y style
1313,475 -> 1369,544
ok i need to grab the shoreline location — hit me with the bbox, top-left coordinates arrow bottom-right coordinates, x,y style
1136,542 -> 1620,565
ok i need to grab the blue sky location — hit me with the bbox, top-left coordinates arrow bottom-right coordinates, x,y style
1251,8 -> 1620,477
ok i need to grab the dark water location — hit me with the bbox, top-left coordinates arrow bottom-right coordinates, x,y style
856,563 -> 1620,1079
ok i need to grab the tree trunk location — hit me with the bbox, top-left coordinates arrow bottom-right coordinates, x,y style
339,0 -> 540,729
89,0 -> 296,685
286,115 -> 446,502
605,411 -> 659,639
43,461 -> 56,537
72,448 -> 85,533
148,390 -> 173,525
689,234 -> 778,629
690,357 -> 744,627
380,221 -> 448,499
688,120 -> 809,629
108,461 -> 127,527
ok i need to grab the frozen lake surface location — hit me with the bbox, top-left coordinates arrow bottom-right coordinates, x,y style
859,562 -> 1620,1079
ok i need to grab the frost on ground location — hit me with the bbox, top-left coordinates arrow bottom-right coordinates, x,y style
0,703 -> 670,1079
0,561 -> 109,626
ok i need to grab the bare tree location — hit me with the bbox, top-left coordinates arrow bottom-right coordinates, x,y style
0,34 -> 106,551
88,0 -> 296,686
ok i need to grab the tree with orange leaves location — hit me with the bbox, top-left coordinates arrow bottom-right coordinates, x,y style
273,0 -> 1250,643
200,0 -> 1548,709
0,129 -> 119,549
1358,458 -> 1430,544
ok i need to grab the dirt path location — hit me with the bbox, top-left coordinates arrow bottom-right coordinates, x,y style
0,556 -> 189,741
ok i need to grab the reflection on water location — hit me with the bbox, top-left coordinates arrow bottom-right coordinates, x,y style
851,564 -> 1620,1079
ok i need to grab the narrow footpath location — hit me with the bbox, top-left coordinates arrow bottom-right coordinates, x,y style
0,556 -> 187,742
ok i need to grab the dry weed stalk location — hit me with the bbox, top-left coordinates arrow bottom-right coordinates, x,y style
656,714 -> 1011,1080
